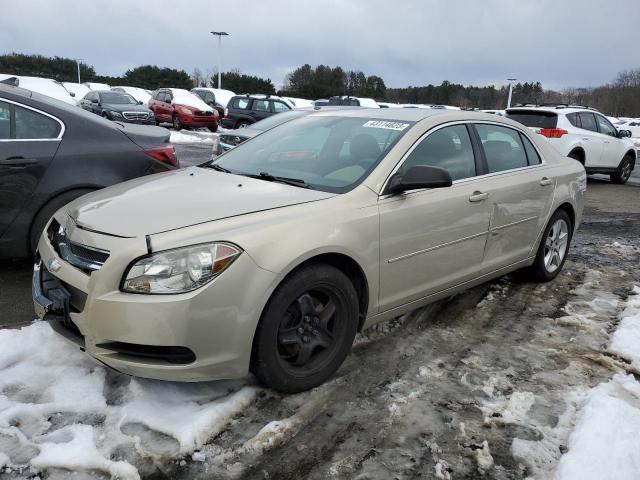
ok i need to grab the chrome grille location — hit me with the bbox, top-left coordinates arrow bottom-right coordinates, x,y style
47,220 -> 110,274
122,111 -> 150,121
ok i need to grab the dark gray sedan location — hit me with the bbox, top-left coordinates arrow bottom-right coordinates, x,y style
0,83 -> 177,259
80,91 -> 155,125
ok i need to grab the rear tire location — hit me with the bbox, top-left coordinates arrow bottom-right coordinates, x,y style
568,150 -> 584,165
251,264 -> 359,393
610,154 -> 634,184
29,189 -> 96,255
236,120 -> 250,129
517,209 -> 572,282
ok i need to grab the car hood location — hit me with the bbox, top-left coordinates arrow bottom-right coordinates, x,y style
66,167 -> 335,237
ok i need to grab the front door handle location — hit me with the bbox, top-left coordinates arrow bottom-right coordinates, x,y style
539,177 -> 553,186
469,191 -> 489,202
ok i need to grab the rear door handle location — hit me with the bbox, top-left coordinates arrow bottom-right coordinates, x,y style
469,191 -> 489,202
1,156 -> 37,167
539,177 -> 552,186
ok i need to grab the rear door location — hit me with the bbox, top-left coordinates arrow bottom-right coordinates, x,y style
378,123 -> 491,311
594,113 -> 626,168
576,112 -> 604,167
251,99 -> 271,122
0,99 -> 62,237
471,122 -> 555,271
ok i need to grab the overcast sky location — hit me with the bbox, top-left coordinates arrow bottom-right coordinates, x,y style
1,0 -> 638,91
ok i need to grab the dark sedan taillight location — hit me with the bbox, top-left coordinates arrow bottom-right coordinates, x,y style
145,146 -> 179,168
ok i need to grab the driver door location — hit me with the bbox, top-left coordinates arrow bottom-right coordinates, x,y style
378,123 -> 490,312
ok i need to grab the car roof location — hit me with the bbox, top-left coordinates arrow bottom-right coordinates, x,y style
507,105 -> 601,115
307,107 -> 458,121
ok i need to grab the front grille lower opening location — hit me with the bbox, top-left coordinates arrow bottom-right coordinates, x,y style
47,219 -> 110,274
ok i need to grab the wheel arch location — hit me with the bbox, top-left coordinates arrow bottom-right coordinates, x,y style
555,202 -> 576,231
568,147 -> 585,165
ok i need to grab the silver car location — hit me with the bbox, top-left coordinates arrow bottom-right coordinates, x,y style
33,109 -> 586,392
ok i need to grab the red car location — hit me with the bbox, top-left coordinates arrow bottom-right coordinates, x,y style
149,88 -> 219,131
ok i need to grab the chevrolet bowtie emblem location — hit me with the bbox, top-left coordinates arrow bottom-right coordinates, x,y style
46,258 -> 62,273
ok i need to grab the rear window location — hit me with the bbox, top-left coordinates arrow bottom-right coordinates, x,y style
506,110 -> 558,129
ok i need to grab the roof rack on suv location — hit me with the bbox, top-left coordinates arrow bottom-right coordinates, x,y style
511,102 -> 599,112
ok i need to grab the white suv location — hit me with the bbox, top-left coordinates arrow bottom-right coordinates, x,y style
506,105 -> 636,184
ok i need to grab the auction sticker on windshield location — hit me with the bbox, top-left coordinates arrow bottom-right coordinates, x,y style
362,120 -> 410,131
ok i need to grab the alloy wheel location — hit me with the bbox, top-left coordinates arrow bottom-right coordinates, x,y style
544,219 -> 569,273
621,159 -> 633,182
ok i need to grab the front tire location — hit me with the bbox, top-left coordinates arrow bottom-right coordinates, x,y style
172,114 -> 183,131
518,209 -> 572,282
208,124 -> 218,133
251,264 -> 359,393
611,155 -> 634,184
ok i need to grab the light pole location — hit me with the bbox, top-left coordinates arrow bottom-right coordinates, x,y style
76,59 -> 83,84
506,78 -> 517,108
210,31 -> 229,89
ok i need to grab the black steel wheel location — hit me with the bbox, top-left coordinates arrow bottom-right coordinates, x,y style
251,264 -> 359,393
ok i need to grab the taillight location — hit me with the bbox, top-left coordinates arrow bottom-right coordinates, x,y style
224,108 -> 228,118
538,128 -> 568,138
145,146 -> 179,168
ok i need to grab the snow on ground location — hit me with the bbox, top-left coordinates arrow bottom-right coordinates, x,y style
169,129 -> 217,145
0,322 -> 257,479
555,285 -> 640,480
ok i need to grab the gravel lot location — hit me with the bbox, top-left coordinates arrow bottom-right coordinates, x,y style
0,148 -> 638,479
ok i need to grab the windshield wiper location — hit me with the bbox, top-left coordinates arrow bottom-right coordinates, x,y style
247,171 -> 310,188
207,163 -> 232,173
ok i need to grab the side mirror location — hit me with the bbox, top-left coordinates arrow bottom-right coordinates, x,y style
618,129 -> 632,138
387,165 -> 452,194
69,92 -> 76,98
91,98 -> 98,104
138,100 -> 143,105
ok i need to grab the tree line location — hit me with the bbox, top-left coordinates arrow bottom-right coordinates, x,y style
2,53 -> 639,116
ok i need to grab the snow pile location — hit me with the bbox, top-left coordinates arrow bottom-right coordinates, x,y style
0,322 -> 257,479
555,286 -> 640,480
610,285 -> 640,369
170,130 -> 218,144
556,373 -> 640,480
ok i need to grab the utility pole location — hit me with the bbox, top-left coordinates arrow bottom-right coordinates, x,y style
506,78 -> 517,108
210,31 -> 229,89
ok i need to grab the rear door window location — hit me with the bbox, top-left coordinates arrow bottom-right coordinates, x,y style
506,111 -> 558,128
253,100 -> 269,112
566,113 -> 580,128
475,124 -> 528,173
578,112 -> 597,132
14,105 -> 61,139
520,134 -> 542,165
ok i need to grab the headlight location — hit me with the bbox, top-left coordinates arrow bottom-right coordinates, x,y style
109,111 -> 123,118
180,107 -> 193,115
121,243 -> 242,294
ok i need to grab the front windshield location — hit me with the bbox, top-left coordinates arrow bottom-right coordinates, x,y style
252,109 -> 309,131
99,92 -> 137,104
213,116 -> 413,193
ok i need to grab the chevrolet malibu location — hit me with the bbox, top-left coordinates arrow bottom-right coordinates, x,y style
33,109 -> 586,392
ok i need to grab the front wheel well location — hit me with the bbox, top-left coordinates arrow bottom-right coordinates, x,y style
280,253 -> 369,330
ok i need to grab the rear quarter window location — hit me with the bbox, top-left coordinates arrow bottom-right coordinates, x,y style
506,111 -> 558,129
232,98 -> 250,109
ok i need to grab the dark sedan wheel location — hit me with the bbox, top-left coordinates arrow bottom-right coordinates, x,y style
172,114 -> 183,131
611,155 -> 634,184
251,264 -> 359,393
518,209 -> 572,282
